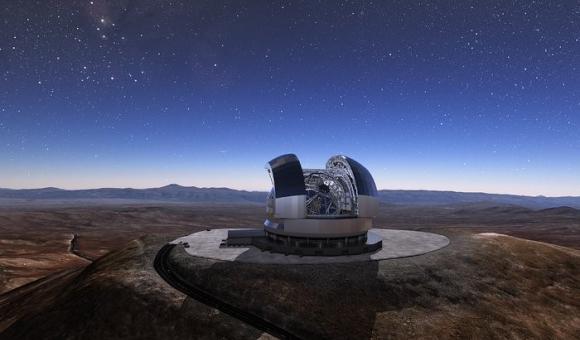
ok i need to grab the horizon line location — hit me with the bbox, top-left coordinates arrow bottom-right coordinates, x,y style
1,184 -> 579,199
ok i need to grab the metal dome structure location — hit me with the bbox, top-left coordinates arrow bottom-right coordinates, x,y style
223,154 -> 382,256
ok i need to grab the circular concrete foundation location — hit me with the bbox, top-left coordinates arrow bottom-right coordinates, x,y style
171,228 -> 450,264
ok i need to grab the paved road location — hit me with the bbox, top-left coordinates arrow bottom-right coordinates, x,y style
154,244 -> 302,340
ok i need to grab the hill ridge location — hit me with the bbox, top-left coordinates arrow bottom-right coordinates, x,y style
0,186 -> 580,209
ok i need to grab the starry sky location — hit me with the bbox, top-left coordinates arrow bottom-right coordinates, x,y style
1,1 -> 579,196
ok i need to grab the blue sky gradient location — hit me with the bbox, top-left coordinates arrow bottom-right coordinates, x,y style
1,1 -> 579,195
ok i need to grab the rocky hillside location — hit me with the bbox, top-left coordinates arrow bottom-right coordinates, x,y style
1,230 -> 578,339
0,236 -> 270,340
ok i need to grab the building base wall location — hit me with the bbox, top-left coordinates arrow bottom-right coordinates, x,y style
223,228 -> 382,256
264,217 -> 372,238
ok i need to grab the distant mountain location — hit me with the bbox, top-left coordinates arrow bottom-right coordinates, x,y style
0,185 -> 579,209
377,190 -> 580,209
0,184 -> 266,203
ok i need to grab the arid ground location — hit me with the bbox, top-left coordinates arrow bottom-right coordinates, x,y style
0,201 -> 579,339
0,202 -> 264,294
1,201 -> 578,295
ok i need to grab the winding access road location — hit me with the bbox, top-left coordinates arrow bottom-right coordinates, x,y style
154,244 -> 301,340
68,233 -> 93,262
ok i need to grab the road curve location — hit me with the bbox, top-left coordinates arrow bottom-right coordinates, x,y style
154,244 -> 302,340
68,233 -> 93,262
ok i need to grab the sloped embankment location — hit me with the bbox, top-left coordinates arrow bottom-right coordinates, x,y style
167,230 -> 580,339
0,236 -> 269,340
1,230 -> 579,339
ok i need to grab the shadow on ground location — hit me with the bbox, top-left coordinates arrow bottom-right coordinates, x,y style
168,229 -> 580,339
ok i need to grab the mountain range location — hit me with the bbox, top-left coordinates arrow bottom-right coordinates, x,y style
1,184 -> 580,209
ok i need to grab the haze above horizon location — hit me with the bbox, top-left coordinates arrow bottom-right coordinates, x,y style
1,183 -> 579,199
1,1 -> 578,196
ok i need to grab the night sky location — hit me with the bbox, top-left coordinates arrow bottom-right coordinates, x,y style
1,1 -> 579,195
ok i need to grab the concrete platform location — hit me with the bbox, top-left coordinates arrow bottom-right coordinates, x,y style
170,228 -> 450,264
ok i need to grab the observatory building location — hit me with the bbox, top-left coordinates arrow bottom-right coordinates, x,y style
224,154 -> 382,256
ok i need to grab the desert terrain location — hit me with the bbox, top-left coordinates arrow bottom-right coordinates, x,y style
0,202 -> 264,294
0,201 -> 579,339
1,201 -> 578,294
